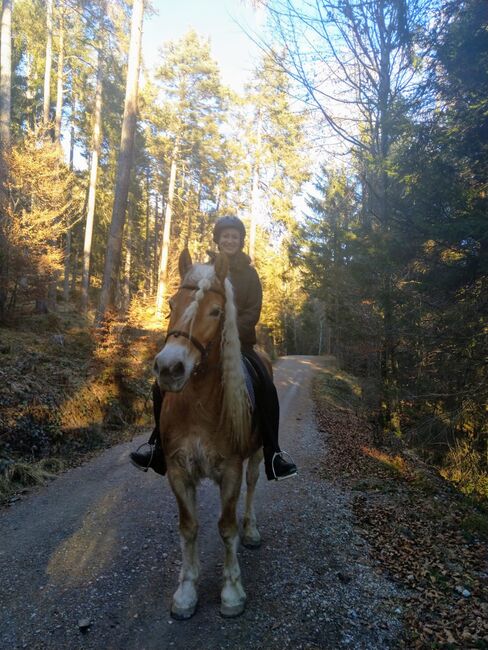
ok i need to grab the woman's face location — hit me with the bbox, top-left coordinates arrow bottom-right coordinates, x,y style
218,227 -> 242,257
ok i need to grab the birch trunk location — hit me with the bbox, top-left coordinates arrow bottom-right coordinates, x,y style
155,147 -> 177,317
97,0 -> 144,323
81,52 -> 103,312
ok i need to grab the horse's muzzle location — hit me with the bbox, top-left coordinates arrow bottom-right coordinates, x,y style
154,357 -> 188,391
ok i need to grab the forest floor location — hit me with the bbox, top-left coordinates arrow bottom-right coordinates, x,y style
313,362 -> 488,649
0,303 -> 162,504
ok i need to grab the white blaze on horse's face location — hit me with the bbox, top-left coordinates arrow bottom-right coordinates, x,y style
153,267 -> 224,392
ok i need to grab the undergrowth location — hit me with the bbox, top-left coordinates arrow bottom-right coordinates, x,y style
0,302 -> 163,504
313,359 -> 488,648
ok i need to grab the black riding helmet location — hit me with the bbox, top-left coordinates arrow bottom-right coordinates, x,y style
212,216 -> 246,247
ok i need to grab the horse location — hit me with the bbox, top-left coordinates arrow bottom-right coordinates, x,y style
153,249 -> 267,620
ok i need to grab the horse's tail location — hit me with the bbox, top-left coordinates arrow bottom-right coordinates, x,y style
220,278 -> 252,452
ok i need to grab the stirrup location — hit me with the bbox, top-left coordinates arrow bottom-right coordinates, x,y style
130,442 -> 155,473
271,451 -> 298,481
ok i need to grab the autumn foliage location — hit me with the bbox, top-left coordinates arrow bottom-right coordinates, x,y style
2,129 -> 81,312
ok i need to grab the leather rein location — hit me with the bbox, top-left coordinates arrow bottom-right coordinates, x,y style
164,284 -> 225,374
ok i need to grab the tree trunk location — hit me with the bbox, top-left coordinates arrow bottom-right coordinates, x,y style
0,0 -> 12,316
81,51 -> 103,312
121,213 -> 132,314
0,0 -> 12,150
144,167 -> 151,294
97,0 -> 144,323
153,193 -> 160,294
155,146 -> 177,317
63,92 -> 76,301
248,110 -> 262,260
54,9 -> 64,147
43,0 -> 53,126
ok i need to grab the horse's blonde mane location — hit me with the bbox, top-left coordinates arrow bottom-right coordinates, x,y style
184,264 -> 251,452
220,276 -> 251,452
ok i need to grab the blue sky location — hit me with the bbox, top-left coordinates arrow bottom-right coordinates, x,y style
142,0 -> 266,91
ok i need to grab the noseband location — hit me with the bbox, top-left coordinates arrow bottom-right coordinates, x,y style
164,284 -> 224,374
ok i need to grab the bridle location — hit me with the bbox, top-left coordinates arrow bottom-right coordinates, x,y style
164,284 -> 225,374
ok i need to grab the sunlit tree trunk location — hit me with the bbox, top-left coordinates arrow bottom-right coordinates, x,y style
155,145 -> 177,317
0,0 -> 12,315
248,110 -> 261,260
81,51 -> 103,312
0,0 -> 12,150
63,93 -> 76,301
121,213 -> 132,313
97,0 -> 144,323
54,9 -> 64,147
144,167 -> 151,294
43,0 -> 53,126
153,193 -> 160,294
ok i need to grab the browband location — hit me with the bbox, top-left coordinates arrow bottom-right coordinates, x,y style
180,283 -> 225,298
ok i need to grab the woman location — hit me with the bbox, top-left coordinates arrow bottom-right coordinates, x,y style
130,216 -> 297,481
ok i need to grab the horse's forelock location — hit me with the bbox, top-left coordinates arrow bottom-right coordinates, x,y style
181,264 -> 217,326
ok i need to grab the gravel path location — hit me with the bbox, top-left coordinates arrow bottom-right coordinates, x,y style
0,355 -> 403,649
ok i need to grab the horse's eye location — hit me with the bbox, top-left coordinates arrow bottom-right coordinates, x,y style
209,307 -> 222,318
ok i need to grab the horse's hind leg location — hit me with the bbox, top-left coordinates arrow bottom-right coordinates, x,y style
168,473 -> 199,620
242,448 -> 263,549
218,462 -> 246,617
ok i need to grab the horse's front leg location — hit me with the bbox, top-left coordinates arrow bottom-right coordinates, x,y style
168,471 -> 199,620
242,447 -> 263,548
218,461 -> 246,617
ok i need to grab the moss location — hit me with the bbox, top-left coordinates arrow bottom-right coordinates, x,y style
461,513 -> 488,541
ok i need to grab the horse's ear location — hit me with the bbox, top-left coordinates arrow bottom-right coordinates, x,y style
214,252 -> 229,284
178,249 -> 192,279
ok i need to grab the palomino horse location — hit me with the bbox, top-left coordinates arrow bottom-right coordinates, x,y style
153,249 -> 266,619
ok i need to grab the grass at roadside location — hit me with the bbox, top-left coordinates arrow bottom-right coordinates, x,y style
313,359 -> 488,649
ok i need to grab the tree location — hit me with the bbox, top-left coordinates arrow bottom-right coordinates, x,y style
263,0 -> 433,429
152,30 -> 228,315
97,0 -> 144,322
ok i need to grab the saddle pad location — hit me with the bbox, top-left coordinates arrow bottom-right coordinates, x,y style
242,357 -> 257,413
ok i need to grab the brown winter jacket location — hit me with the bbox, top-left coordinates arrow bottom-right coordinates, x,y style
209,250 -> 263,348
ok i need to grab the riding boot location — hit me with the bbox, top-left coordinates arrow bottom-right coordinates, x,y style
263,444 -> 297,481
242,348 -> 298,481
129,382 -> 167,476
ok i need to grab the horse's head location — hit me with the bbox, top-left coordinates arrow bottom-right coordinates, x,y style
153,249 -> 229,392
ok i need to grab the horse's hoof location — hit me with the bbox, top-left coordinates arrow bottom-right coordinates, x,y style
220,601 -> 246,618
171,601 -> 198,620
242,536 -> 261,549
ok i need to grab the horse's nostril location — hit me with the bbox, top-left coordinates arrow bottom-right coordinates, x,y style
173,361 -> 184,377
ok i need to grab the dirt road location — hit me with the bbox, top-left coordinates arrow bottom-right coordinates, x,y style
0,356 -> 403,649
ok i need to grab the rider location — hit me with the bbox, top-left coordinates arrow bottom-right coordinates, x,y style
130,215 -> 298,481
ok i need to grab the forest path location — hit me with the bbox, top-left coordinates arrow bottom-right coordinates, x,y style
0,356 -> 403,650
